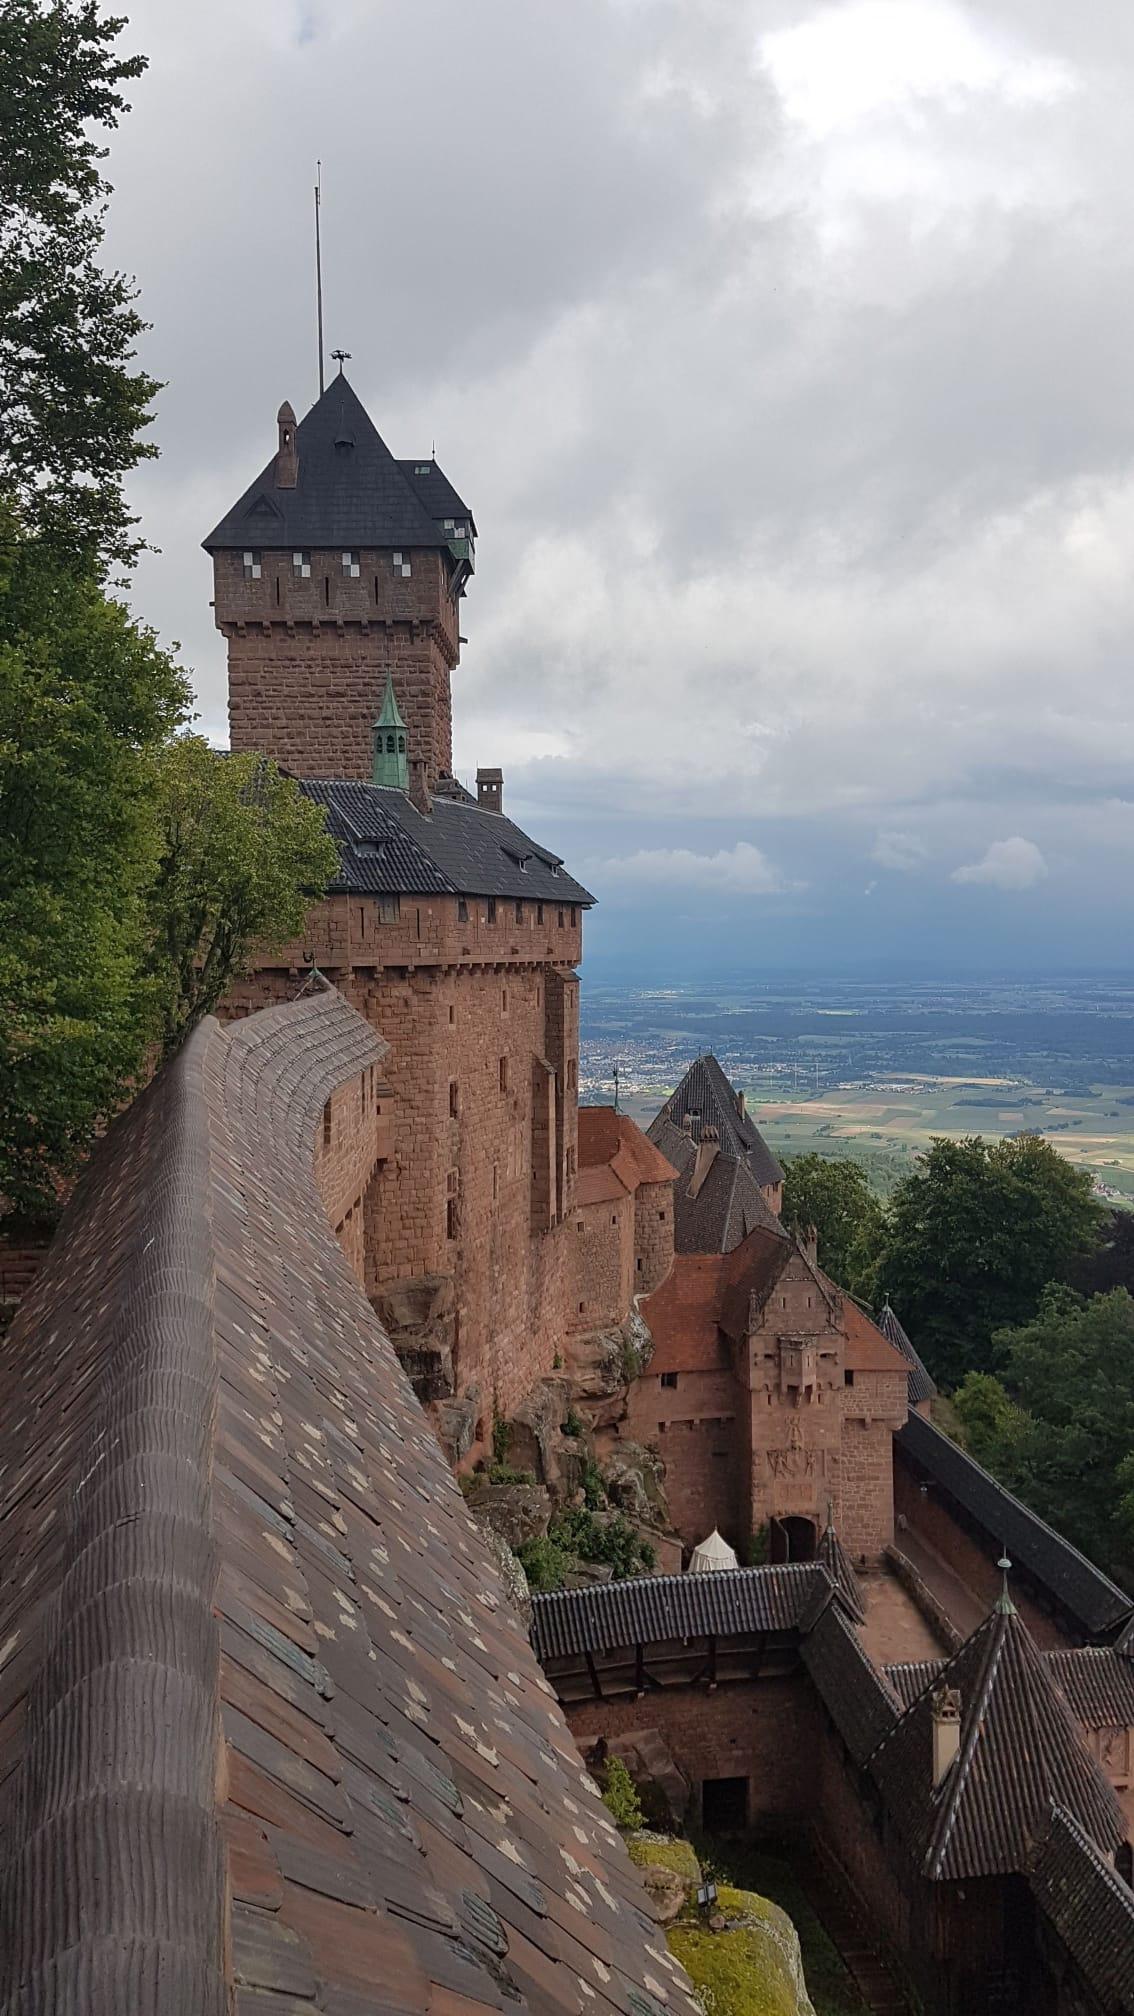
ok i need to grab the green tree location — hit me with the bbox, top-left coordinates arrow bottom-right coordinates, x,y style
955,1288 -> 1134,1585
0,526 -> 189,1217
876,1135 -> 1101,1388
781,1152 -> 885,1295
145,736 -> 338,1052
1,1 -> 156,571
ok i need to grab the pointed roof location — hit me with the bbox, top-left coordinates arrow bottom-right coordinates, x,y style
650,1055 -> 784,1189
817,1511 -> 867,1624
203,376 -> 466,553
877,1301 -> 937,1408
374,674 -> 406,730
871,1596 -> 1125,1880
689,1528 -> 740,1573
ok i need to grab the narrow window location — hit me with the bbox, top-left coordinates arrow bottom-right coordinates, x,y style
845,1370 -> 855,1386
502,987 -> 508,1012
570,906 -> 578,927
499,1057 -> 508,1093
397,734 -> 405,753
486,898 -> 497,924
322,1099 -> 332,1149
447,1198 -> 459,1240
514,899 -> 523,923
242,550 -> 261,580
449,1003 -> 456,1024
274,575 -> 281,605
386,732 -> 396,753
323,576 -> 330,606
457,898 -> 469,924
557,908 -> 565,928
537,902 -> 544,925
493,1164 -> 499,1202
449,1081 -> 459,1118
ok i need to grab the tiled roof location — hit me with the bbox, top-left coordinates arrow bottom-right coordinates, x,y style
302,778 -> 595,905
876,1302 -> 937,1408
1028,1807 -> 1134,2013
871,1602 -> 1125,1881
578,1106 -> 676,1193
640,1252 -> 734,1376
530,1564 -> 827,1662
816,1518 -> 867,1624
650,1056 -> 784,1189
651,1116 -> 785,1255
897,1413 -> 1132,1638
0,987 -> 694,2016
204,377 -> 465,554
888,1648 -> 1134,1729
800,1597 -> 901,1765
842,1300 -> 911,1377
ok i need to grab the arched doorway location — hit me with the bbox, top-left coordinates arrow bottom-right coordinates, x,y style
770,1515 -> 817,1564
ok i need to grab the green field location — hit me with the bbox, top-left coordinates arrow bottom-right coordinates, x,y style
623,1075 -> 1134,1203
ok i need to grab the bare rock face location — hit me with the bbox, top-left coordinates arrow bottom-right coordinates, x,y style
639,1865 -> 687,1925
602,1442 -> 669,1528
566,1312 -> 656,1432
462,1479 -> 551,1553
429,1388 -> 478,1467
507,1376 -> 591,1498
372,1273 -> 456,1402
477,1524 -> 532,1628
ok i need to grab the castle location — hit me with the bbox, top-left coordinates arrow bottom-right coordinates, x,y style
0,374 -> 1130,2015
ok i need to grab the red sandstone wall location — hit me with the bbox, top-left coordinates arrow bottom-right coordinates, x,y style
312,1063 -> 383,1286
215,547 -> 461,783
571,1193 -> 634,1333
624,1367 -> 742,1549
566,1673 -> 820,1827
893,1449 -> 1073,1649
832,1388 -> 902,1566
634,1180 -> 674,1296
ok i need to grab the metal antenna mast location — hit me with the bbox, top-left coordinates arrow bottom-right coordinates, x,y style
314,161 -> 325,395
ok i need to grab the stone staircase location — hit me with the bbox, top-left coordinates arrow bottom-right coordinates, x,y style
802,1846 -> 913,2015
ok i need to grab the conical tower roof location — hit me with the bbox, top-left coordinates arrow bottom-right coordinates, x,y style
872,1585 -> 1125,1880
374,674 -> 407,731
877,1301 -> 937,1409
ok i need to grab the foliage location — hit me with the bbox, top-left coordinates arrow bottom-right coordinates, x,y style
581,1458 -> 606,1510
600,1756 -> 643,1831
781,1152 -> 885,1297
514,1532 -> 570,1592
550,1507 -> 655,1578
0,525 -> 189,1215
953,1286 -> 1134,1584
145,737 -> 337,1052
491,1415 -> 511,1466
561,1407 -> 583,1438
875,1134 -> 1102,1388
484,1463 -> 537,1488
0,1 -> 158,573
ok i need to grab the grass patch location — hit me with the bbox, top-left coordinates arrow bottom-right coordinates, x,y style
668,1886 -> 807,2016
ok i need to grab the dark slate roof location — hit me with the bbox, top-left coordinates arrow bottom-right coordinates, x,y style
877,1302 -> 937,1409
800,1597 -> 901,1765
897,1411 -> 1132,1639
1028,1807 -> 1134,2014
649,1116 -> 786,1255
871,1602 -> 1125,1881
530,1564 -> 826,1662
398,458 -> 476,537
203,377 -> 466,554
816,1518 -> 867,1625
301,778 -> 595,905
0,987 -> 693,2016
650,1056 -> 784,1188
888,1648 -> 1134,1730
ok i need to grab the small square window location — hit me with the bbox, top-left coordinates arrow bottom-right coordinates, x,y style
242,550 -> 261,580
342,551 -> 360,578
415,463 -> 431,476
845,1369 -> 855,1386
661,1372 -> 678,1389
392,550 -> 412,578
576,1220 -> 585,1234
377,894 -> 401,924
292,550 -> 311,578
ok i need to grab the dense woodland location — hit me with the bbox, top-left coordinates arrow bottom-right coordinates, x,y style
784,1141 -> 1134,1589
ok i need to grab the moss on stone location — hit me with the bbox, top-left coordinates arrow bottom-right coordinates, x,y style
626,1833 -> 701,1883
668,1886 -> 816,2016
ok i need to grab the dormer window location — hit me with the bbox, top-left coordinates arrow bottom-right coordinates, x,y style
392,550 -> 412,579
242,550 -> 261,580
292,551 -> 311,578
342,551 -> 360,578
414,463 -> 431,476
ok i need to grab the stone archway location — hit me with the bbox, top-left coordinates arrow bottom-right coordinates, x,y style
770,1514 -> 817,1564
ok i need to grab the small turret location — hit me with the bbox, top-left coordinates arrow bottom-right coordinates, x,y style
372,677 -> 408,790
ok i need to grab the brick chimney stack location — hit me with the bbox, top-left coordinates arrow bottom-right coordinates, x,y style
408,755 -> 432,817
476,767 -> 503,814
931,1686 -> 962,1786
276,401 -> 298,488
735,1086 -> 747,1120
689,1127 -> 720,1200
801,1224 -> 819,1267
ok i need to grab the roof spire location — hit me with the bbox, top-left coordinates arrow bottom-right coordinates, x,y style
372,676 -> 408,790
996,1551 -> 1016,1616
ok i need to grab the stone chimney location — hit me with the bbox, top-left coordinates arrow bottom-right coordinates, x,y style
408,755 -> 432,817
689,1127 -> 720,1200
276,400 -> 298,488
735,1086 -> 747,1121
931,1686 -> 962,1787
801,1224 -> 819,1267
682,1112 -> 694,1135
476,767 -> 503,814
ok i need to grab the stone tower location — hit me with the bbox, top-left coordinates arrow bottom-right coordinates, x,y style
203,376 -> 475,783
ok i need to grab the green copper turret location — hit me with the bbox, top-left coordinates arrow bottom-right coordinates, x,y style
371,676 -> 408,789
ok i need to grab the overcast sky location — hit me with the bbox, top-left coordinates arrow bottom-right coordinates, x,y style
106,0 -> 1134,974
